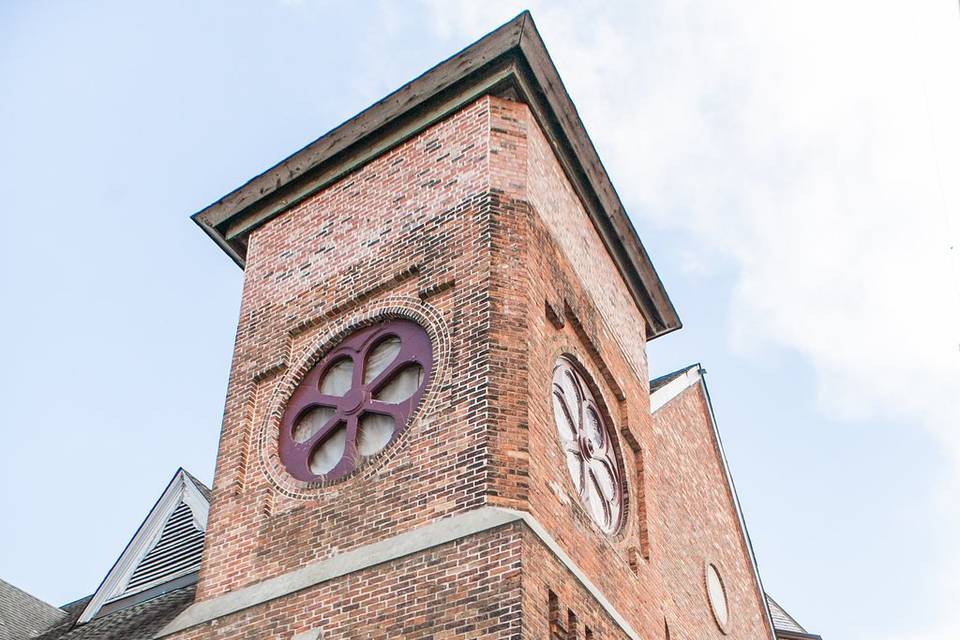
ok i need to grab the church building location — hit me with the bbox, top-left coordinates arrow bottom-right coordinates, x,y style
1,12 -> 821,640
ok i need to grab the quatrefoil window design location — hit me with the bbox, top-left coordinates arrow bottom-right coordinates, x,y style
279,319 -> 432,483
551,356 -> 624,533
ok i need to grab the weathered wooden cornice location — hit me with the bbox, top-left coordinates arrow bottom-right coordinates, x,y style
192,11 -> 681,339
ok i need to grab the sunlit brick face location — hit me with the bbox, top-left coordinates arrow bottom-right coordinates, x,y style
278,319 -> 432,483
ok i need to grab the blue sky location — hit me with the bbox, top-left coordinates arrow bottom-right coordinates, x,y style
2,3 -> 958,640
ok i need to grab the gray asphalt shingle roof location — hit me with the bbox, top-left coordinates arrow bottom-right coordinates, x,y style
0,579 -> 66,640
766,594 -> 808,634
33,587 -> 194,640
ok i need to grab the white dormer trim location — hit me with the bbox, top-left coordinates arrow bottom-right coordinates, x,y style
78,469 -> 210,624
649,365 -> 703,413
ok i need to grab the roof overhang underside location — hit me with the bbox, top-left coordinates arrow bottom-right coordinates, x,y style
191,11 -> 681,339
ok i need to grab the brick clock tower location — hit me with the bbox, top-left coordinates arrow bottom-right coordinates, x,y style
160,12 -> 779,640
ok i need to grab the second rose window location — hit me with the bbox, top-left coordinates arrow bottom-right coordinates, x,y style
551,356 -> 624,533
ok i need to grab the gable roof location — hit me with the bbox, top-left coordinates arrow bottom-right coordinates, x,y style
649,364 -> 705,411
649,366 -> 695,395
0,579 -> 65,640
651,370 -> 824,638
766,594 -> 807,634
650,365 -> 778,639
34,587 -> 195,640
191,11 -> 680,340
76,470 -> 210,625
765,594 -> 823,639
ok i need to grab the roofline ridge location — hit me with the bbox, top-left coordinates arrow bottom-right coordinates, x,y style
189,10 -> 681,339
699,375 -> 779,639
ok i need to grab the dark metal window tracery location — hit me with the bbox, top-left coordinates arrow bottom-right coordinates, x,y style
279,319 -> 432,483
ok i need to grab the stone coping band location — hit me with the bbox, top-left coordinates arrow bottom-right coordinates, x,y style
156,506 -> 642,640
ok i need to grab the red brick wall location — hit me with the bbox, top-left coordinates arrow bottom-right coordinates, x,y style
487,98 -> 663,639
179,524 -> 523,640
486,97 -> 772,640
188,93 -> 772,640
197,97 -> 501,600
652,384 -> 772,639
521,528 -> 636,640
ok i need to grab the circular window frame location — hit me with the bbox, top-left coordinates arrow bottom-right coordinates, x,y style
277,318 -> 432,483
704,561 -> 730,634
549,353 -> 627,536
257,298 -> 450,500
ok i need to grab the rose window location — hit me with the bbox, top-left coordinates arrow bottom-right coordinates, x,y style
551,356 -> 624,533
279,319 -> 432,483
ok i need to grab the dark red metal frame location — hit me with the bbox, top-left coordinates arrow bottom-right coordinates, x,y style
279,319 -> 432,483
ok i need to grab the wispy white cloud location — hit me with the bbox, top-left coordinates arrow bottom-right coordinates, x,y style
422,1 -> 960,639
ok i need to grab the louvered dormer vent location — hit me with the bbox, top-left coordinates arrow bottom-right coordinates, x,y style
78,469 -> 210,623
120,502 -> 205,595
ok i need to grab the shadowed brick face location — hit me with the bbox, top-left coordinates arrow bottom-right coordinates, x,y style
178,95 -> 773,639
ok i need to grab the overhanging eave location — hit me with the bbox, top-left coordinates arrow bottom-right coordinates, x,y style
192,11 -> 681,339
